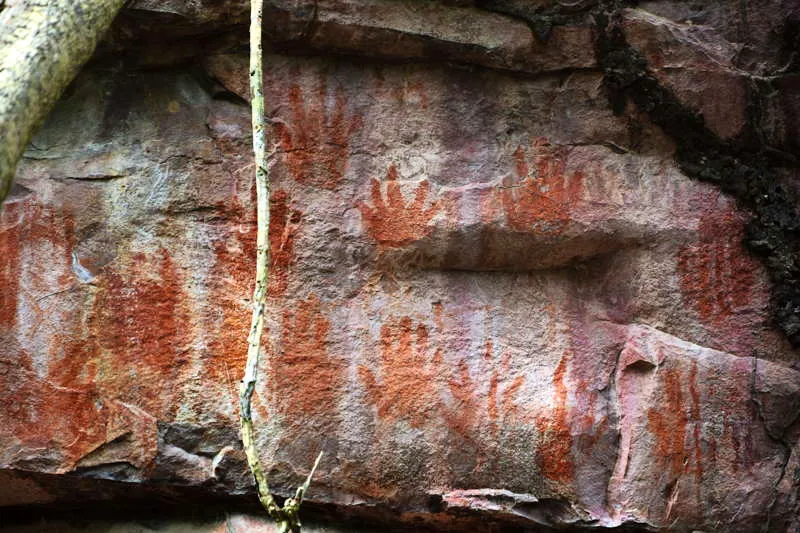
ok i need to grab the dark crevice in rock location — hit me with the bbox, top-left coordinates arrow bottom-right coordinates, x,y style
476,0 -> 597,42
0,469 -> 655,532
72,461 -> 141,482
594,1 -> 800,349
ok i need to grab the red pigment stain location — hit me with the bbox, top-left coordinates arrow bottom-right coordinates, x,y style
720,361 -> 754,474
359,317 -> 444,428
96,250 -> 185,366
563,310 -> 605,452
647,369 -> 689,479
486,344 -> 524,435
48,335 -> 99,390
447,358 -> 479,438
536,353 -> 575,484
358,164 -> 442,247
0,200 -> 75,329
445,340 -> 523,441
273,295 -> 341,422
276,79 -> 363,189
498,138 -> 585,234
0,198 -> 95,393
487,353 -> 499,428
0,199 -> 113,469
268,190 -> 301,298
647,364 -> 708,520
502,372 -> 525,419
207,221 -> 254,389
208,189 -> 301,389
688,360 -> 703,489
1,350 -> 107,467
677,204 -> 762,334
92,248 -> 189,414
0,203 -> 23,328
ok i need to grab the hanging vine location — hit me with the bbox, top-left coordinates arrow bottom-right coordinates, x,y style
239,1 -> 322,531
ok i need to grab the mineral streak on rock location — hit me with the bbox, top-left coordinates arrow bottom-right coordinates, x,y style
2,1 -> 800,532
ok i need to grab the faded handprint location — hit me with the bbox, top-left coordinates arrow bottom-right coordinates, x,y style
276,80 -> 362,189
501,138 -> 585,234
535,353 -> 574,484
446,340 -> 525,440
274,295 -> 343,422
358,317 -> 444,428
677,203 -> 763,334
358,164 -> 442,247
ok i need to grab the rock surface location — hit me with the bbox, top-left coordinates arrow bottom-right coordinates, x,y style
2,1 -> 800,532
3,514 -> 379,533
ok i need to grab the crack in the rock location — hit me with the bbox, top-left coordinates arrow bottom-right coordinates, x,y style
593,0 -> 800,349
602,344 -> 624,522
478,0 -> 598,42
748,356 -> 793,532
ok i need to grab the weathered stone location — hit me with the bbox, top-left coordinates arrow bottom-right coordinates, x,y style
621,8 -> 750,140
2,1 -> 800,532
3,514 -> 380,533
609,325 -> 799,531
129,0 -> 249,25
638,0 -> 800,75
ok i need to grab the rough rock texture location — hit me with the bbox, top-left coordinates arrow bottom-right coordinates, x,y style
2,1 -> 800,532
3,514 -> 382,533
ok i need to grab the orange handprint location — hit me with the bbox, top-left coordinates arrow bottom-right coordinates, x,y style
535,353 -> 574,484
276,80 -> 363,190
501,138 -> 584,234
358,164 -> 442,247
273,295 -> 343,422
358,317 -> 444,428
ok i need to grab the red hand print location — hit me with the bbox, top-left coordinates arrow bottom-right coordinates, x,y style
446,340 -> 525,440
501,138 -> 584,234
274,295 -> 343,422
358,164 -> 442,247
358,317 -> 444,428
677,203 -> 763,337
276,80 -> 362,190
535,353 -> 575,484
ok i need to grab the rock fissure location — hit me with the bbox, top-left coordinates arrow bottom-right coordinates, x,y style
594,1 -> 800,347
748,356 -> 796,533
595,1 -> 800,346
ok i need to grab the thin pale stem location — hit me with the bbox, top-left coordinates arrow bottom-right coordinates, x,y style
239,1 -> 321,531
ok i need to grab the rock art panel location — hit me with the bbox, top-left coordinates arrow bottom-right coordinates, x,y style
498,138 -> 586,235
677,197 -> 771,355
609,325 -> 800,531
359,316 -> 444,428
2,3 -> 800,532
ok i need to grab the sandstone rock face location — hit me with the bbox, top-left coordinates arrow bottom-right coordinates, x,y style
2,1 -> 800,532
3,515 -> 374,533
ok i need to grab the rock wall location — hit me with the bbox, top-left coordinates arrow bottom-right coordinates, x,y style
2,1 -> 800,531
